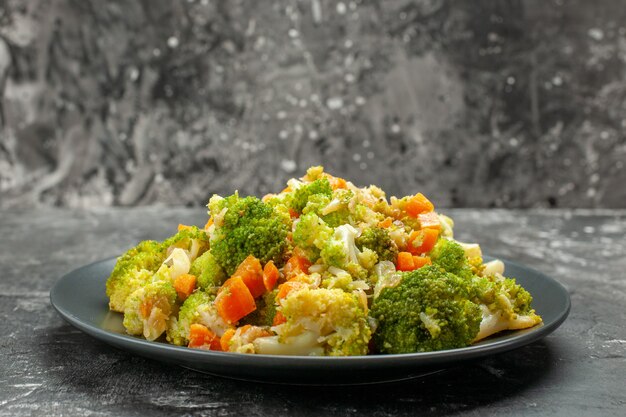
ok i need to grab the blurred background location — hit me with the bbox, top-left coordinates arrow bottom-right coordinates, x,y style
0,0 -> 625,209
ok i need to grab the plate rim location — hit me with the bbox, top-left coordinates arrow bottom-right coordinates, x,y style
49,255 -> 571,368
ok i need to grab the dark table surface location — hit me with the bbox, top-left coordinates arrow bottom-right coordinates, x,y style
1,208 -> 624,416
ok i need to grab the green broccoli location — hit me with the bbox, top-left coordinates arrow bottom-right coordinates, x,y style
163,226 -> 210,260
320,224 -> 375,279
355,227 -> 399,263
123,280 -> 177,341
302,189 -> 356,227
106,240 -> 167,312
370,265 -> 482,353
276,287 -> 372,356
429,238 -> 473,279
288,178 -> 332,213
189,250 -> 226,290
263,195 -> 294,227
471,274 -> 542,341
292,213 -> 334,261
208,194 -> 289,275
166,290 -> 232,346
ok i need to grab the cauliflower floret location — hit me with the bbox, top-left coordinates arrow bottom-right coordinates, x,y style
274,287 -> 372,356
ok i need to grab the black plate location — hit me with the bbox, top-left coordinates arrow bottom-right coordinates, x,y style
50,256 -> 570,385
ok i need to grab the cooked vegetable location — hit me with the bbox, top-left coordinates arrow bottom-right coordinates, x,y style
231,255 -> 265,298
208,194 -> 288,276
106,165 -> 542,356
355,226 -> 399,263
370,265 -> 482,353
188,323 -> 222,350
270,287 -> 371,356
123,280 -> 177,341
167,290 -> 232,346
173,273 -> 197,301
215,276 -> 257,324
262,261 -> 279,292
106,240 -> 167,312
189,250 -> 226,290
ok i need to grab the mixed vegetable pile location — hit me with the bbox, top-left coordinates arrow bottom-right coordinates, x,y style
106,166 -> 542,355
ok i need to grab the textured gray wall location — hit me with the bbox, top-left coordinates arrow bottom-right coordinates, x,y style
0,0 -> 625,208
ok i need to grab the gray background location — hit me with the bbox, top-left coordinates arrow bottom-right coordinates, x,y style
0,0 -> 625,209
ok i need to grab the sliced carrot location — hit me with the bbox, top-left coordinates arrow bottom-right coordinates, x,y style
276,280 -> 307,300
204,217 -> 214,230
331,177 -> 347,190
283,253 -> 311,280
288,208 -> 300,219
215,276 -> 257,324
232,255 -> 265,298
263,261 -> 279,292
396,251 -> 416,271
412,256 -> 432,269
272,311 -> 287,326
418,212 -> 441,230
281,186 -> 292,193
174,273 -> 197,301
188,323 -> 221,350
405,193 -> 434,217
220,328 -> 236,351
378,217 -> 393,228
178,223 -> 193,232
407,228 -> 439,255
322,173 -> 348,190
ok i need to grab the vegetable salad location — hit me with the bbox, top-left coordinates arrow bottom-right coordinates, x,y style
106,166 -> 542,355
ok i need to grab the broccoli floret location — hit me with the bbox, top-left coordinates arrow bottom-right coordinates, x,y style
123,280 -> 177,341
292,213 -> 334,261
288,178 -> 332,213
429,238 -> 472,279
166,290 -> 232,346
276,287 -> 372,356
106,240 -> 167,312
370,265 -> 482,353
189,250 -> 226,290
163,226 -> 210,261
208,194 -> 289,275
355,227 -> 399,263
319,224 -> 372,279
301,189 -> 358,227
471,274 -> 542,341
263,196 -> 293,227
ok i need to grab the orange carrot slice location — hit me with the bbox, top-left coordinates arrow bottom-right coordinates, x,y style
412,256 -> 432,269
220,328 -> 236,351
215,276 -> 256,324
283,253 -> 311,280
407,228 -> 439,255
188,323 -> 221,350
405,193 -> 434,217
378,217 -> 393,228
173,273 -> 197,301
276,280 -> 307,300
263,261 -> 279,292
396,252 -> 416,271
232,255 -> 265,298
